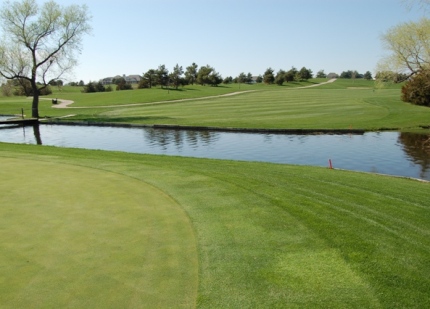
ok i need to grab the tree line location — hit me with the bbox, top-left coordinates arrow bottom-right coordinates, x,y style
78,64 -> 378,94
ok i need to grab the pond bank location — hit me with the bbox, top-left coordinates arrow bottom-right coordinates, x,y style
40,119 -> 367,135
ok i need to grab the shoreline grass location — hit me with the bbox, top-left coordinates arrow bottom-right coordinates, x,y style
1,143 -> 429,308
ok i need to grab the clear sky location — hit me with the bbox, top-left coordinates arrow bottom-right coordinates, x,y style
50,0 -> 425,83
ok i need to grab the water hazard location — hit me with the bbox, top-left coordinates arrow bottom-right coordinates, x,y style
1,120 -> 429,181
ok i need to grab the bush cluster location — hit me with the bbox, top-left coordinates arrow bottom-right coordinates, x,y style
401,70 -> 430,106
82,81 -> 112,93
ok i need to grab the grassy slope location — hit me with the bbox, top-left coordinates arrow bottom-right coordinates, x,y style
1,143 -> 429,308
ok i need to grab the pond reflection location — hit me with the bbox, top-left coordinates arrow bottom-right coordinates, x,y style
398,132 -> 430,179
32,124 -> 43,145
144,128 -> 220,150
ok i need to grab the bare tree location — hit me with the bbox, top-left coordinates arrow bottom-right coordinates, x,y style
0,0 -> 91,118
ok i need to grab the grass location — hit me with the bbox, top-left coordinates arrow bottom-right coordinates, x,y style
95,87 -> 428,130
1,143 -> 429,308
0,153 -> 197,308
1,78 -> 429,307
2,79 -> 428,131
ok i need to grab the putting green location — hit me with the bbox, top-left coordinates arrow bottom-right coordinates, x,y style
0,157 -> 197,308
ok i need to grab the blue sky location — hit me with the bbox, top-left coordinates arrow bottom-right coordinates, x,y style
52,0 -> 425,83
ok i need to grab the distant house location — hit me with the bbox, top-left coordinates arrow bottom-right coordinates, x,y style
101,77 -> 114,85
125,75 -> 142,84
327,72 -> 339,79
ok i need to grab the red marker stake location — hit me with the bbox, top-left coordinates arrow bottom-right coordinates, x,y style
329,159 -> 333,169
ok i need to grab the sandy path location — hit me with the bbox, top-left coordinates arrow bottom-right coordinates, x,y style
51,99 -> 75,108
296,78 -> 337,88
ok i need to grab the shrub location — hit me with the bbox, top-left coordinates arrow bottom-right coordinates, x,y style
401,70 -> 430,106
138,79 -> 150,89
82,81 -> 108,93
116,79 -> 133,90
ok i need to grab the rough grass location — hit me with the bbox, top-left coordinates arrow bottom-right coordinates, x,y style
1,143 -> 429,308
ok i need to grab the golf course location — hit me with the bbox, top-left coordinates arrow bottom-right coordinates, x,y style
1,79 -> 430,308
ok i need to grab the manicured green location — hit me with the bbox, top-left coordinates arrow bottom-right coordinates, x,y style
0,151 -> 198,308
1,143 -> 429,308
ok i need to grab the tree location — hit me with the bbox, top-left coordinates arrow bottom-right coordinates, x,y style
170,64 -> 184,89
208,69 -> 222,86
185,63 -> 198,85
156,65 -> 169,88
116,78 -> 133,91
237,72 -> 247,84
95,81 -> 105,92
401,69 -> 430,106
82,81 -> 107,93
274,69 -> 286,85
340,70 -> 363,79
285,67 -> 297,82
263,68 -> 275,84
13,78 -> 52,96
196,65 -> 213,85
316,70 -> 327,78
297,67 -> 313,81
375,71 -> 408,83
1,80 -> 13,96
246,72 -> 253,83
0,0 -> 91,118
82,81 -> 96,93
223,76 -> 233,84
379,18 -> 430,81
340,70 -> 352,78
142,69 -> 156,88
364,71 -> 373,80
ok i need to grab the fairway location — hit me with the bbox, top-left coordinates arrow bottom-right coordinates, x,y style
1,79 -> 428,131
1,144 -> 429,308
0,156 -> 198,308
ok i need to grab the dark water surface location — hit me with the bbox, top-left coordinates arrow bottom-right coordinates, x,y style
1,120 -> 429,180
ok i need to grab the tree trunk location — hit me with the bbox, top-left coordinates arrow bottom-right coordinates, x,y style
31,93 -> 40,118
31,78 -> 39,118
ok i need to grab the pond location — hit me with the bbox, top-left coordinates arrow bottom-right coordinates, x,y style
1,120 -> 429,181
